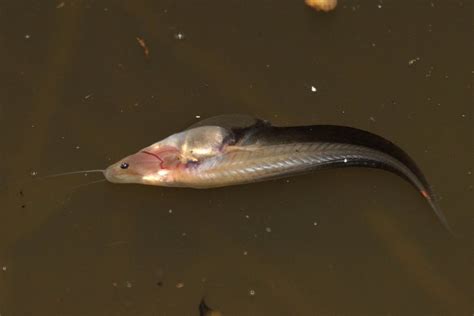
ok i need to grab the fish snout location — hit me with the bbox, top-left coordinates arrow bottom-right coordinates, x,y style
104,165 -> 121,183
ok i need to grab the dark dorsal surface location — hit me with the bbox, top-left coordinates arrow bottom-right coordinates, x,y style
231,122 -> 431,193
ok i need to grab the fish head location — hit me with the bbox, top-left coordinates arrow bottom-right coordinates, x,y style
104,145 -> 182,185
104,125 -> 232,186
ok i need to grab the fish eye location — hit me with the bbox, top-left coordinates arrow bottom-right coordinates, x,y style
120,162 -> 129,169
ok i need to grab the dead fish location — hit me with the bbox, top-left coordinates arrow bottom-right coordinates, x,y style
49,115 -> 452,233
199,298 -> 222,316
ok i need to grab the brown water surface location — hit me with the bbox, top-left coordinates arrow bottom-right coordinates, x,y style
0,0 -> 472,315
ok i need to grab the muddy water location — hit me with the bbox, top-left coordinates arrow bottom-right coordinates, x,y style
0,0 -> 472,315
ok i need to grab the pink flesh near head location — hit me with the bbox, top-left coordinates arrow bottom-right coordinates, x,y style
104,146 -> 183,184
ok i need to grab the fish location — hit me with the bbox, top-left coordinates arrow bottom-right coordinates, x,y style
71,115 -> 451,232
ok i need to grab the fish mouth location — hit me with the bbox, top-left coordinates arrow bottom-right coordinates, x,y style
104,164 -> 135,183
104,167 -> 121,183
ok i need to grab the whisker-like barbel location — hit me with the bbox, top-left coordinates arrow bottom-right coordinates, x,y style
40,169 -> 105,179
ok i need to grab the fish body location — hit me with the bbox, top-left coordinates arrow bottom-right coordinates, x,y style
104,116 -> 451,231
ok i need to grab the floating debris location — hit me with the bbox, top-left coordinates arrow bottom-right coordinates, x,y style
125,281 -> 132,288
310,85 -> 317,93
243,250 -> 248,256
305,0 -> 337,12
136,37 -> 149,57
56,2 -> 65,9
176,282 -> 184,289
313,221 -> 318,226
168,209 -> 173,214
1,266 -> 6,271
425,66 -> 434,78
249,289 -> 256,296
30,171 -> 38,177
174,32 -> 185,40
24,34 -> 30,39
195,115 -> 201,119
408,57 -> 421,66
265,227 -> 272,233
